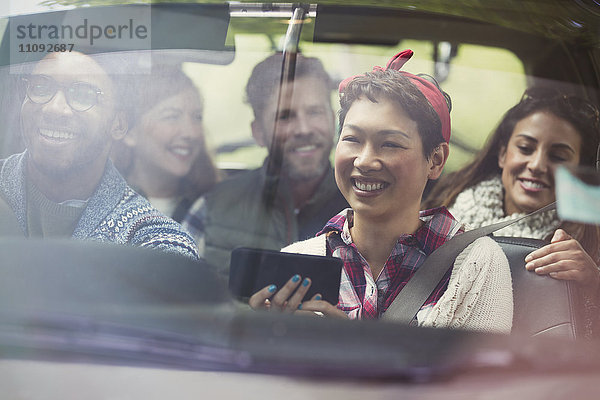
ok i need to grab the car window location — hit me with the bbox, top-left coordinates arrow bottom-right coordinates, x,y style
1,1 -> 599,396
195,38 -> 527,171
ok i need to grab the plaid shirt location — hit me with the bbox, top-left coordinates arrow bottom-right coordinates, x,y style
320,207 -> 463,320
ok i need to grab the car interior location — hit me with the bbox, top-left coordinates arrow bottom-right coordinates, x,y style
0,1 -> 599,397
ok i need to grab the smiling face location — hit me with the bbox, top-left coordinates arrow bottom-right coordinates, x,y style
20,52 -> 123,183
253,76 -> 335,182
335,97 -> 445,223
126,88 -> 205,183
499,110 -> 582,215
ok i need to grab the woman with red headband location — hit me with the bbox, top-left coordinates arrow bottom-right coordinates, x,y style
249,50 -> 513,333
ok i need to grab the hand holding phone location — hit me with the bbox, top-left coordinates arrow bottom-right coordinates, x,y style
229,247 -> 342,304
248,273 -> 348,319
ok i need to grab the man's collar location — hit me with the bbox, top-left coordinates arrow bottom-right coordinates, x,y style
302,165 -> 339,208
0,152 -> 128,238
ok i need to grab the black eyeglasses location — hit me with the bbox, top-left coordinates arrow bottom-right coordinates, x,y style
521,87 -> 600,129
22,74 -> 104,112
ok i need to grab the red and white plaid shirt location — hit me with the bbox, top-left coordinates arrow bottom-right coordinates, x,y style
319,207 -> 463,320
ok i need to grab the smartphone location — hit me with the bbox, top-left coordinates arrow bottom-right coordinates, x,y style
229,247 -> 343,304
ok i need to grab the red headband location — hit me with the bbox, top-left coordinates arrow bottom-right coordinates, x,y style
338,50 -> 451,143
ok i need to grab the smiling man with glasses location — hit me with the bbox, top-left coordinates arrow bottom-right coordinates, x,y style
0,51 -> 198,259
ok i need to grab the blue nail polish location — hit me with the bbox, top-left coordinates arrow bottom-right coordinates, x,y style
268,284 -> 277,293
315,294 -> 322,301
298,303 -> 303,310
292,274 -> 300,283
302,278 -> 310,287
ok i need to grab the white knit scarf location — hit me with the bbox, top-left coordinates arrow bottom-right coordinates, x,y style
448,175 -> 560,239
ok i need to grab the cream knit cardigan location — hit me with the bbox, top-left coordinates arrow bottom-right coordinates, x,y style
283,234 -> 513,333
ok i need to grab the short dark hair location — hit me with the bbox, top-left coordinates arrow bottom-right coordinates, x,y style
338,69 -> 447,159
245,53 -> 333,120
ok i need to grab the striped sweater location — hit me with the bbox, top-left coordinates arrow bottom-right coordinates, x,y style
0,152 -> 198,259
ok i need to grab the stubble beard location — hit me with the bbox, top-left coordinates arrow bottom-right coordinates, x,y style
283,152 -> 330,182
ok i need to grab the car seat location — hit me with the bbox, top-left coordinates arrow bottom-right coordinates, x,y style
494,236 -> 584,339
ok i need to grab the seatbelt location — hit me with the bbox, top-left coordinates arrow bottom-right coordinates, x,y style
381,202 -> 557,323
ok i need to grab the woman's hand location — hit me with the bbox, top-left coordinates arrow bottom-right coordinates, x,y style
248,274 -> 348,319
249,274 -> 309,312
525,229 -> 600,295
296,297 -> 349,319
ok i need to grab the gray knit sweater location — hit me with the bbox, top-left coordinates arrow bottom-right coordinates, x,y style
0,152 -> 198,259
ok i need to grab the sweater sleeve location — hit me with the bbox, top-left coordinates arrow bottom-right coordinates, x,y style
281,235 -> 328,256
418,236 -> 513,333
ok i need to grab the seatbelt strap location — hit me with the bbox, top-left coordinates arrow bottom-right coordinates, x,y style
381,202 -> 556,323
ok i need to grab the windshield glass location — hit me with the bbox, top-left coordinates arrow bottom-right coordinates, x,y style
1,1 -> 599,396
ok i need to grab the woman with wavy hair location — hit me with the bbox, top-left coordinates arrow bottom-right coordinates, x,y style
112,65 -> 218,222
424,88 -> 600,330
